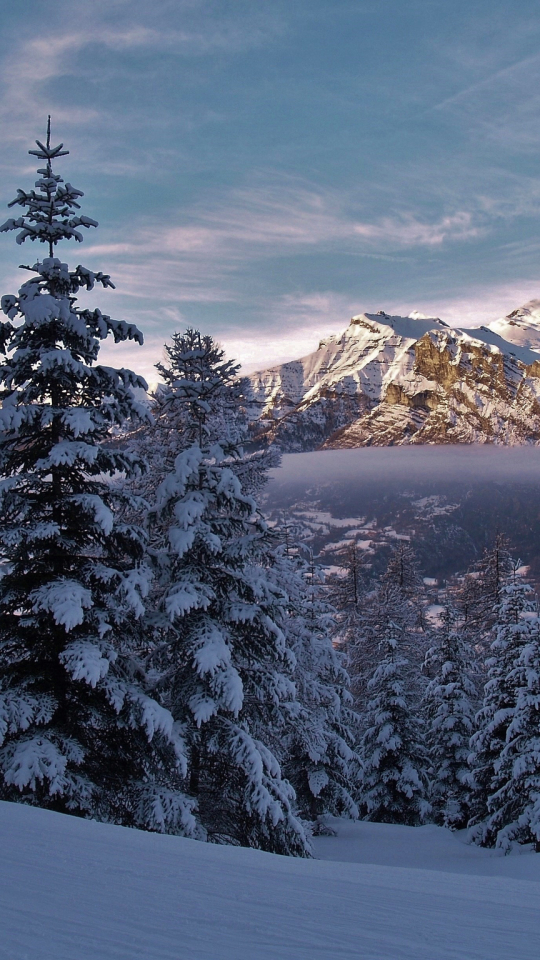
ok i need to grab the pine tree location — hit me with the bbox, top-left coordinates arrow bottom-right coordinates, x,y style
0,122 -> 195,834
377,542 -> 427,661
359,623 -> 430,825
382,541 -> 424,600
329,537 -> 366,658
486,617 -> 540,851
272,546 -> 360,831
458,535 -> 514,642
330,538 -> 365,625
146,330 -> 310,854
423,607 -> 476,829
468,571 -> 536,843
348,544 -> 425,713
129,329 -> 278,503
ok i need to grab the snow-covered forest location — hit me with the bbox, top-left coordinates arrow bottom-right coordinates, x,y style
1,128 -> 540,871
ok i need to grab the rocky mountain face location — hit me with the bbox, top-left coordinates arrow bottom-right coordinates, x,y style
248,303 -> 540,450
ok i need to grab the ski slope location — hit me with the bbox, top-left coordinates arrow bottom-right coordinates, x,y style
1,801 -> 539,960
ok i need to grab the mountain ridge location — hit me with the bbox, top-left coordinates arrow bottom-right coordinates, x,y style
248,303 -> 540,450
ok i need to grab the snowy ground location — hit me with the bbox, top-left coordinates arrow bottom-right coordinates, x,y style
1,802 -> 539,960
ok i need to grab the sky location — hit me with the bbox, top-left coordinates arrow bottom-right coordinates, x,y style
1,0 -> 540,383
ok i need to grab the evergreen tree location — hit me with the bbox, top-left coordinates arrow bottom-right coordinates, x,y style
0,123 -> 194,833
359,623 -> 430,825
468,571 -> 536,842
146,330 -> 310,854
458,535 -> 514,642
329,537 -> 367,663
423,607 -> 476,829
348,545 -> 425,713
130,329 -> 278,503
486,617 -> 540,851
272,546 -> 360,830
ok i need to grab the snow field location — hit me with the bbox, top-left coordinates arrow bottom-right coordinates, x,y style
1,802 -> 539,960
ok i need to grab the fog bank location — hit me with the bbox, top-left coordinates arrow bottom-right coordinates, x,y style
269,445 -> 540,488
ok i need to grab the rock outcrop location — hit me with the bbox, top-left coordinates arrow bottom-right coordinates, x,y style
248,306 -> 540,450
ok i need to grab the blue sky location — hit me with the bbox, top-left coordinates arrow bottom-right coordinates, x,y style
1,0 -> 540,381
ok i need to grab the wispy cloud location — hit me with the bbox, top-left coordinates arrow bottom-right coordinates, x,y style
80,180 -> 481,313
428,52 -> 540,116
97,277 -> 540,383
0,1 -> 285,167
384,280 -> 540,330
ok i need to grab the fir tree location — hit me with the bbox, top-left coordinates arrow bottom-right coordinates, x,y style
0,123 -> 195,834
348,545 -> 425,713
423,607 -> 476,829
359,623 -> 430,825
272,546 -> 360,830
329,537 -> 366,653
130,329 -> 277,503
458,535 -> 514,642
146,330 -> 310,854
468,571 -> 536,843
486,617 -> 540,851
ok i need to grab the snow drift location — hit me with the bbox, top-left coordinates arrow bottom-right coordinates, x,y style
1,801 -> 539,960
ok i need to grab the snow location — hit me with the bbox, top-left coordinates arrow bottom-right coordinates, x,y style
460,326 -> 540,366
30,580 -> 92,631
1,801 -> 539,960
314,816 -> 540,880
248,312 -> 437,411
2,739 -> 72,794
248,302 -> 540,448
297,510 -> 366,528
487,301 -> 540,353
59,641 -> 111,687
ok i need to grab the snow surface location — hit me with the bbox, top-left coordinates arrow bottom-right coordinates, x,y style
1,801 -> 539,959
487,301 -> 540,353
460,326 -> 540,365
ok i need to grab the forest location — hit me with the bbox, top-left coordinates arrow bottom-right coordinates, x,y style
0,127 -> 539,859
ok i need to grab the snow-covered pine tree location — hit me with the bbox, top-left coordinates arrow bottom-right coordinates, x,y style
271,545 -> 360,831
359,621 -> 430,825
329,537 -> 366,649
381,540 -> 427,634
468,568 -> 536,843
146,329 -> 309,855
423,606 -> 476,829
348,544 -> 425,713
0,122 -> 195,834
458,535 -> 514,641
129,329 -> 278,504
485,615 -> 540,851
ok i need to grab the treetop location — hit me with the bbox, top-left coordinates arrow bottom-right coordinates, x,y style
0,118 -> 98,257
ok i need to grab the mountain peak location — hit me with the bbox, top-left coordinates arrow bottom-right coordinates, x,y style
248,303 -> 540,450
486,300 -> 540,352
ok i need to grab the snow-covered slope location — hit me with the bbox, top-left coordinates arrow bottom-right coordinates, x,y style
248,308 -> 540,449
487,300 -> 540,352
1,802 -> 539,960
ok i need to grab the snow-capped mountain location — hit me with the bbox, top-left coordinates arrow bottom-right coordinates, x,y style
248,307 -> 540,449
487,300 -> 540,352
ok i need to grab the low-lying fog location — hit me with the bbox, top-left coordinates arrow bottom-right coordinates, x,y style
264,445 -> 540,584
269,445 -> 540,487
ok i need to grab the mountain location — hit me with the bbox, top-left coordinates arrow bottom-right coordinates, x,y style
487,300 -> 540,351
248,307 -> 540,450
